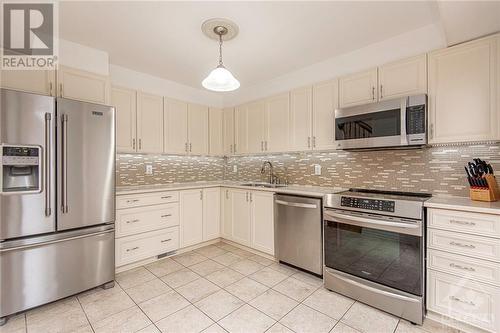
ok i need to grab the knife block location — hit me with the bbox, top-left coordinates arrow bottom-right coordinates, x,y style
470,174 -> 500,202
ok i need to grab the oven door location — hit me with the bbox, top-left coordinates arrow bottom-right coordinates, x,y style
323,209 -> 423,296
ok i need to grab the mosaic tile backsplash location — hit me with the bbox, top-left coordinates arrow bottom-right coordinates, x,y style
117,143 -> 500,197
224,143 -> 500,197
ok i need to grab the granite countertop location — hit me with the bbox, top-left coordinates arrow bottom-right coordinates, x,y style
424,196 -> 500,215
116,181 -> 345,197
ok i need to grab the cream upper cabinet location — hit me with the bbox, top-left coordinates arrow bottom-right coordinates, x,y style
250,191 -> 274,255
202,188 -> 221,241
265,93 -> 290,152
378,54 -> 427,100
339,68 -> 378,108
209,108 -> 224,156
428,34 -> 499,144
137,92 -> 163,153
111,86 -> 137,153
223,108 -> 235,155
1,69 -> 56,96
235,104 -> 249,154
247,100 -> 266,153
290,86 -> 313,151
312,80 -> 338,150
188,103 -> 209,155
57,66 -> 110,104
230,189 -> 251,246
164,98 -> 188,154
180,189 -> 203,248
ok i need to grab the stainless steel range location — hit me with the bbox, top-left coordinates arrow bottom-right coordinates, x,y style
323,189 -> 431,325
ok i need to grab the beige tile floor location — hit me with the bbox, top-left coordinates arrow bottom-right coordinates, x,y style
0,242 -> 462,333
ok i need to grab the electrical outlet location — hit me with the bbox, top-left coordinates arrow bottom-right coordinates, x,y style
314,164 -> 322,175
145,164 -> 153,175
233,165 -> 238,172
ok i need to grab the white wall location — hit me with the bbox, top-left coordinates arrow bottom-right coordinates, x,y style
222,23 -> 447,107
59,39 -> 109,75
110,64 -> 224,107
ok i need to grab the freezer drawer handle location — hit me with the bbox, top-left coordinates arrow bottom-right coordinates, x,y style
161,214 -> 172,218
449,241 -> 476,249
126,219 -> 140,224
126,246 -> 139,252
161,238 -> 172,243
44,113 -> 52,217
275,200 -> 317,209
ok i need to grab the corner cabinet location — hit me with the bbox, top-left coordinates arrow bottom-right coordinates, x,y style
111,86 -> 137,153
57,66 -> 110,104
137,92 -> 164,153
428,34 -> 499,144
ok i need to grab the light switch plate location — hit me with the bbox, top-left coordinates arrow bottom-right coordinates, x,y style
145,164 -> 153,175
314,164 -> 321,175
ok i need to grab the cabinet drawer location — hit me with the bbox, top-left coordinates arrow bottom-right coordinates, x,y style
116,203 -> 179,238
428,249 -> 500,286
117,191 -> 179,209
115,227 -> 179,266
428,229 -> 500,262
427,270 -> 500,332
428,209 -> 500,238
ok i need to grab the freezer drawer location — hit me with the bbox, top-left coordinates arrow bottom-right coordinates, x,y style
0,228 -> 114,318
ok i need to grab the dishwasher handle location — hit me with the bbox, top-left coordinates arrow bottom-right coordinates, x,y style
275,199 -> 318,209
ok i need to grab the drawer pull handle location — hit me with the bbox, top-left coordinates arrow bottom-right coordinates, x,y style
126,199 -> 139,203
161,214 -> 172,218
126,246 -> 139,252
161,238 -> 172,243
450,219 -> 476,226
449,295 -> 475,307
126,219 -> 140,224
449,263 -> 476,272
450,241 -> 476,249
161,196 -> 172,199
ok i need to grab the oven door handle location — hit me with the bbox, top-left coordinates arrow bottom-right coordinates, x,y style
324,211 -> 420,233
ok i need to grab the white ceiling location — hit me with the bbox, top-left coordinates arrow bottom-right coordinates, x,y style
59,1 -> 500,91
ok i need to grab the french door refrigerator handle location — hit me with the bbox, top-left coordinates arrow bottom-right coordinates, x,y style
61,114 -> 69,213
44,113 -> 52,216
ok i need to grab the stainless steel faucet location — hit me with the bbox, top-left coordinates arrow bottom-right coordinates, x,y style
261,161 -> 274,184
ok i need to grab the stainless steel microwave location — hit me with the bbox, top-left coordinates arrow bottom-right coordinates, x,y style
334,94 -> 427,150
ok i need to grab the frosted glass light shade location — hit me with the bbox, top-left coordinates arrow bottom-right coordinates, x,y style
202,65 -> 240,92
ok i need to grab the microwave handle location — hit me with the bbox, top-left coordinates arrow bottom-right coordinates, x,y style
400,97 -> 409,146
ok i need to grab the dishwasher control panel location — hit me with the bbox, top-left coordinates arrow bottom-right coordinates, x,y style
341,196 -> 395,212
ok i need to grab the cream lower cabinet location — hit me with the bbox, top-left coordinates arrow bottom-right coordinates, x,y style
112,86 -> 137,153
57,66 -> 110,104
1,69 -> 56,96
115,191 -> 180,267
428,34 -> 499,144
180,188 -> 221,248
427,208 -> 500,332
223,188 -> 275,255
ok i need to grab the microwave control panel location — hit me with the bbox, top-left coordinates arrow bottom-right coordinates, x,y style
406,104 -> 426,134
341,196 -> 395,212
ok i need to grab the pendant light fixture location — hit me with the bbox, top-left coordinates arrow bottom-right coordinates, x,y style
201,18 -> 240,92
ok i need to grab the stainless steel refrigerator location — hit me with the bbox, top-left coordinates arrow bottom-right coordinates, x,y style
0,88 -> 115,324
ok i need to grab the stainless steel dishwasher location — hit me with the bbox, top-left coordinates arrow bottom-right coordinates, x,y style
275,194 -> 323,275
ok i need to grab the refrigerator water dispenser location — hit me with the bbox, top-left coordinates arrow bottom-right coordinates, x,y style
2,145 -> 41,193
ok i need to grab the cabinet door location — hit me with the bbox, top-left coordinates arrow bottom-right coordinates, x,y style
250,191 -> 275,255
339,68 -> 378,107
203,188 -> 221,241
247,100 -> 266,153
265,93 -> 290,152
1,69 -> 56,96
428,35 -> 499,144
378,54 -> 427,100
235,105 -> 249,154
312,80 -> 338,150
290,86 -> 313,151
221,188 -> 233,239
111,86 -> 137,153
137,92 -> 163,153
188,104 -> 209,155
180,189 -> 203,247
209,108 -> 224,156
223,108 -> 235,155
164,98 -> 188,154
58,66 -> 110,104
230,189 -> 251,246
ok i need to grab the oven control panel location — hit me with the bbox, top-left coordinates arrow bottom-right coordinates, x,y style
341,196 -> 395,212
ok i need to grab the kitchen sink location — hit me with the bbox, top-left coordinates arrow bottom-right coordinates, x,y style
240,182 -> 287,188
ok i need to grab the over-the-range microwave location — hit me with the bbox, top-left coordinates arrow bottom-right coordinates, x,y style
334,94 -> 427,150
